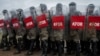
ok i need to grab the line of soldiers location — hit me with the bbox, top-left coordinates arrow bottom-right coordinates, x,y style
0,2 -> 100,56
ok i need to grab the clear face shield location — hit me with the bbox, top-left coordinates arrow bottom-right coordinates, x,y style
56,3 -> 63,15
36,7 -> 42,16
30,6 -> 36,19
40,4 -> 47,13
16,9 -> 24,21
2,10 -> 10,21
69,5 -> 76,13
51,3 -> 67,16
30,7 -> 35,14
10,10 -> 17,18
86,4 -> 95,15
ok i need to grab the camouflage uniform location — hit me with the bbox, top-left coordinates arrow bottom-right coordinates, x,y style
26,7 -> 37,55
82,4 -> 98,56
36,4 -> 49,56
10,9 -> 26,54
66,2 -> 82,55
94,7 -> 100,54
50,3 -> 65,56
2,10 -> 14,51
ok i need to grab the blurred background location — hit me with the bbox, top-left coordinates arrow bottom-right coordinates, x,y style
0,0 -> 100,13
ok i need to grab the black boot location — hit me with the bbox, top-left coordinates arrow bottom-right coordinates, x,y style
2,36 -> 10,51
75,42 -> 81,56
26,39 -> 35,55
35,35 -> 40,51
14,38 -> 22,54
85,41 -> 91,56
41,40 -> 48,56
67,40 -> 71,55
51,41 -> 57,55
56,41 -> 63,56
14,44 -> 21,54
97,40 -> 100,55
91,41 -> 97,56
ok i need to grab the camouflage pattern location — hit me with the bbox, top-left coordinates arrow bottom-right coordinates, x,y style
39,4 -> 49,41
67,2 -> 82,42
16,9 -> 26,40
85,4 -> 97,41
3,10 -> 15,44
40,27 -> 48,41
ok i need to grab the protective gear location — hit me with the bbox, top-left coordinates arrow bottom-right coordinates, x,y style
24,7 -> 37,55
50,3 -> 65,56
2,10 -> 15,51
82,4 -> 97,56
10,9 -> 26,54
67,2 -> 82,56
36,4 -> 49,56
94,7 -> 100,55
30,7 -> 40,51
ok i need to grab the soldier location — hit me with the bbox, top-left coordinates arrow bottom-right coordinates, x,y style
94,7 -> 100,55
3,10 -> 16,48
24,7 -> 37,55
82,4 -> 97,56
30,6 -> 40,51
1,10 -> 11,51
50,3 -> 65,56
10,9 -> 26,54
40,4 -> 53,53
36,4 -> 49,56
49,7 -> 57,55
0,13 -> 8,50
67,2 -> 82,55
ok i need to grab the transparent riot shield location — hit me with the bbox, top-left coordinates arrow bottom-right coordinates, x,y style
83,4 -> 98,56
94,6 -> 100,54
2,10 -> 14,51
23,7 -> 36,55
50,3 -> 67,56
67,2 -> 83,56
3,10 -> 15,47
10,9 -> 26,54
36,4 -> 49,56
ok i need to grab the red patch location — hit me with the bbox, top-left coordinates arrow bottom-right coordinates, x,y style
52,16 -> 65,30
24,16 -> 35,29
70,16 -> 85,30
36,14 -> 48,29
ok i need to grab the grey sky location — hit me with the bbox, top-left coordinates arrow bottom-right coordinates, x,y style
0,0 -> 100,14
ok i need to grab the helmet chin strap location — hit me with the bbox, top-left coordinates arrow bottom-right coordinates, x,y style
40,4 -> 47,14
